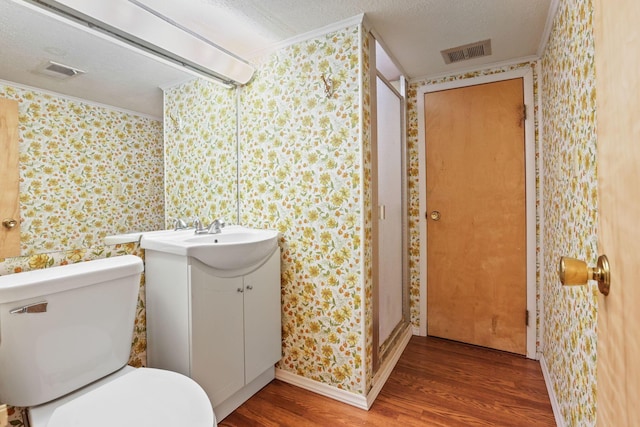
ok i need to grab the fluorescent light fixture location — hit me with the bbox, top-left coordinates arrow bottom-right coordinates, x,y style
26,0 -> 255,86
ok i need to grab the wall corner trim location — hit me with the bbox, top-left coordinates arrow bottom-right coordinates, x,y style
537,0 -> 561,57
540,354 -> 566,427
366,327 -> 412,408
408,55 -> 538,85
246,13 -> 365,60
0,78 -> 161,121
275,369 -> 368,410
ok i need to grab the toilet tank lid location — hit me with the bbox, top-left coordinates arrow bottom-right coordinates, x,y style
0,255 -> 143,304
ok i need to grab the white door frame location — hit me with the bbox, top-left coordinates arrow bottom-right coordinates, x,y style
416,68 -> 537,359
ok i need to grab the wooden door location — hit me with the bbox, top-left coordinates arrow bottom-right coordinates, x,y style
425,79 -> 526,354
0,98 -> 20,258
594,0 -> 640,424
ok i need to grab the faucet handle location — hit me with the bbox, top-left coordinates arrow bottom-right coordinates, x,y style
203,218 -> 225,234
170,217 -> 188,230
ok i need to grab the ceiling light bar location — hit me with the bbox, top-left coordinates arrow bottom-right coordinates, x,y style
127,0 -> 242,62
25,0 -> 255,86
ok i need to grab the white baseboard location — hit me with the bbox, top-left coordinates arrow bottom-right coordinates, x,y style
276,327 -> 413,411
366,326 -> 412,408
275,369 -> 368,410
540,354 -> 565,427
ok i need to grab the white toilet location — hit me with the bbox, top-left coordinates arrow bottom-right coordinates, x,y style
0,255 -> 216,426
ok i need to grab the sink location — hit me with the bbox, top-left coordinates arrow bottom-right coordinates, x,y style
139,226 -> 279,271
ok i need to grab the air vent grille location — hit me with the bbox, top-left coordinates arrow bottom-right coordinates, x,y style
441,39 -> 492,64
37,61 -> 86,80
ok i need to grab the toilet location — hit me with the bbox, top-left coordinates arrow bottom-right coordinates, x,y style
0,255 -> 216,426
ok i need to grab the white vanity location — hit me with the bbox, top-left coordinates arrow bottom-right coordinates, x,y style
140,226 -> 282,421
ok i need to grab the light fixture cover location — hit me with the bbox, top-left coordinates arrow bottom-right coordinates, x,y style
29,0 -> 255,85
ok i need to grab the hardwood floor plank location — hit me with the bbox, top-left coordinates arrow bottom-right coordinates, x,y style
219,336 -> 555,426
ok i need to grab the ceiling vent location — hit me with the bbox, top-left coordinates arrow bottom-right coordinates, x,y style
441,39 -> 492,64
38,61 -> 86,80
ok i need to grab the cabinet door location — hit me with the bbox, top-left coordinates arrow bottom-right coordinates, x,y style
243,250 -> 282,384
190,259 -> 245,406
145,251 -> 191,374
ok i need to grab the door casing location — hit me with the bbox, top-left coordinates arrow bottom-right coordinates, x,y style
416,67 -> 538,359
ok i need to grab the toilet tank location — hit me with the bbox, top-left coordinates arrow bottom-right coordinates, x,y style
0,255 -> 143,407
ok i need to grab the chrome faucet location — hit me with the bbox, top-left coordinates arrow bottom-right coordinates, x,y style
209,218 -> 225,234
171,217 -> 189,230
194,218 -> 225,234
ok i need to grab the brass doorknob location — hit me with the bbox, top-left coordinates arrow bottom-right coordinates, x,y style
429,211 -> 441,221
2,218 -> 17,229
559,255 -> 610,295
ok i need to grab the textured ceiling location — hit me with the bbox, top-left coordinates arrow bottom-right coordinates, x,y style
146,0 -> 552,77
0,0 -> 553,116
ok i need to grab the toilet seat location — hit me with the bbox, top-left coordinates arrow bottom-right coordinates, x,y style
29,367 -> 215,427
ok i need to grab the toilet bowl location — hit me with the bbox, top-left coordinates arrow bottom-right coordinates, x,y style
0,255 -> 216,426
28,366 -> 214,426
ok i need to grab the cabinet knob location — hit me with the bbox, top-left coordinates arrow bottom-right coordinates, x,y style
246,285 -> 253,290
237,287 -> 244,293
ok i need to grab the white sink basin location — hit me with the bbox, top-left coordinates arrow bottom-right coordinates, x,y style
139,226 -> 279,271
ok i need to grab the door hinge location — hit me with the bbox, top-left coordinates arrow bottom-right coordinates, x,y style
522,104 -> 527,121
526,309 -> 530,327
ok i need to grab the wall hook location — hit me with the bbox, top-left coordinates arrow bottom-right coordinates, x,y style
321,74 -> 334,98
169,113 -> 182,132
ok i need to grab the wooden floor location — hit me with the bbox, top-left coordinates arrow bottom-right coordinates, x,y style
219,336 -> 555,427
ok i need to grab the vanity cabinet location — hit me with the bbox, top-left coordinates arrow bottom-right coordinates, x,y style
145,248 -> 281,421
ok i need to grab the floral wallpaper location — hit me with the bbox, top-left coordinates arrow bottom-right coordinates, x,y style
540,0 -> 598,425
238,25 -> 368,394
0,84 -> 164,254
163,78 -> 238,227
0,244 -> 147,426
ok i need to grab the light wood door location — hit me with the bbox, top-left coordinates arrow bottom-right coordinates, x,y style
594,0 -> 640,424
0,98 -> 20,258
425,79 -> 526,354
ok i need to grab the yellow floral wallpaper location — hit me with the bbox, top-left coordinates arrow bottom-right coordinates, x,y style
540,0 -> 598,425
163,78 -> 238,226
0,84 -> 164,254
239,25 -> 368,394
0,244 -> 147,426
